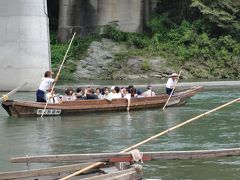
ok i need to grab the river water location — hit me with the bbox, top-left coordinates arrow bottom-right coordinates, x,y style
0,86 -> 240,179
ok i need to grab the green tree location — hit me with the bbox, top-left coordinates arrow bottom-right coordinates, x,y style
191,0 -> 240,38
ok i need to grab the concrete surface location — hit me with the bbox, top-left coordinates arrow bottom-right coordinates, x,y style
0,0 -> 50,91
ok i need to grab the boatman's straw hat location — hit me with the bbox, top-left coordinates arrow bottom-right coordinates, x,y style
169,73 -> 178,77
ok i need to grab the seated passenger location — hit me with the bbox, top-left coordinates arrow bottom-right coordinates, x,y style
109,86 -> 115,96
76,87 -> 83,99
63,87 -> 76,101
128,84 -> 141,97
46,89 -> 60,103
141,85 -> 156,97
83,88 -> 98,100
103,87 -> 112,101
95,87 -> 103,99
128,85 -> 138,98
122,87 -> 131,99
112,86 -> 122,99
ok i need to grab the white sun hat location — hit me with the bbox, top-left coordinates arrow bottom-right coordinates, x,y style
111,86 -> 115,91
169,73 -> 178,77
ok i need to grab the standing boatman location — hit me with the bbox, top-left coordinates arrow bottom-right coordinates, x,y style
36,70 -> 57,102
165,73 -> 178,95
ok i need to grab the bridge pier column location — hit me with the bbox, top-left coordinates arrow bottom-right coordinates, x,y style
0,0 -> 50,91
58,0 -> 146,42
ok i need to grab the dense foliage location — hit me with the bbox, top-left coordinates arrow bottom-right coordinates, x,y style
100,0 -> 240,79
50,0 -> 240,79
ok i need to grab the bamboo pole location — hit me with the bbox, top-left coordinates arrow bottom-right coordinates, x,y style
41,32 -> 76,118
60,96 -> 240,180
60,162 -> 104,180
162,71 -> 182,110
0,82 -> 28,101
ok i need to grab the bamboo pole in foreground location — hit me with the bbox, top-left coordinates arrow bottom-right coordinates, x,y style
162,71 -> 182,110
60,97 -> 240,180
41,32 -> 76,118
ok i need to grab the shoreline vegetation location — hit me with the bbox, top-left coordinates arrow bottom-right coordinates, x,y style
50,0 -> 240,82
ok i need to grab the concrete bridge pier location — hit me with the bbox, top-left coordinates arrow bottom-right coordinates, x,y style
58,0 -> 154,42
0,0 -> 50,91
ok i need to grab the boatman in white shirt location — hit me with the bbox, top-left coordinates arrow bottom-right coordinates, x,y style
165,73 -> 178,95
36,71 -> 57,102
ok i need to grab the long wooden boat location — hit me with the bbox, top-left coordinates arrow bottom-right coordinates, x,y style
10,148 -> 240,163
1,147 -> 239,179
1,86 -> 203,117
0,163 -> 143,180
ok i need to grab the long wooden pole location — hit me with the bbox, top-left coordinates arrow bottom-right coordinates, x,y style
60,96 -> 240,180
41,32 -> 76,118
162,71 -> 182,110
0,82 -> 28,101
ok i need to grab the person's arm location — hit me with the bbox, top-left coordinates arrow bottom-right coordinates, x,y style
127,98 -> 130,111
82,89 -> 88,100
126,94 -> 131,111
104,94 -> 112,101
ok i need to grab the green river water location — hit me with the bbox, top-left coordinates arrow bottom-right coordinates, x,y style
0,86 -> 239,179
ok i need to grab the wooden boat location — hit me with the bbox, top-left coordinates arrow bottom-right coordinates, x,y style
0,163 -> 143,180
1,147 -> 239,179
1,86 -> 203,117
10,148 -> 240,163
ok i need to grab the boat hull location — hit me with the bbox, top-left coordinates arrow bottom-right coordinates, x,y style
2,86 -> 203,117
0,164 -> 142,180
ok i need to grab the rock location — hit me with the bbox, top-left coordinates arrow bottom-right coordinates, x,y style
126,57 -> 144,74
75,38 -> 181,80
75,39 -> 118,79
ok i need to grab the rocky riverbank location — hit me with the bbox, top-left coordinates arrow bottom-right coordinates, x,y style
74,38 -> 239,81
75,39 -> 190,80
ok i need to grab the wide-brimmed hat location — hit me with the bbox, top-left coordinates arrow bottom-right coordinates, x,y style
169,73 -> 178,77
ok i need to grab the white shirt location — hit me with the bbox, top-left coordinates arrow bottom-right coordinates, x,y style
95,93 -> 103,99
112,93 -> 122,99
123,93 -> 131,100
46,93 -> 60,103
63,95 -> 76,101
38,78 -> 54,92
166,78 -> 176,89
141,90 -> 156,97
103,93 -> 113,101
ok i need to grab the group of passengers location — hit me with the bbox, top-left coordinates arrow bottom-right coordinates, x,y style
36,70 -> 178,104
46,85 -> 156,103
